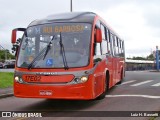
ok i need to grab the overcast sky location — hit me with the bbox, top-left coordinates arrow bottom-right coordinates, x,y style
0,0 -> 160,57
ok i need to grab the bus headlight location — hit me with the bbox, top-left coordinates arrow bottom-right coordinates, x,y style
14,76 -> 19,82
14,76 -> 23,83
73,76 -> 88,84
80,76 -> 88,83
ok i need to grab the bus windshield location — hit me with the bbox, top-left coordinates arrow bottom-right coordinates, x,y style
17,23 -> 92,69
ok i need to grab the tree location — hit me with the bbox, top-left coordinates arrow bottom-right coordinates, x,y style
127,53 -> 155,61
132,56 -> 146,60
0,50 -> 15,62
146,54 -> 154,60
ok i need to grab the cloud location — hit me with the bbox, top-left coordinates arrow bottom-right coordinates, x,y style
0,0 -> 160,57
140,3 -> 160,39
0,0 -> 70,51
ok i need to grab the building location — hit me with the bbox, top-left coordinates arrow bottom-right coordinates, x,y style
125,59 -> 155,71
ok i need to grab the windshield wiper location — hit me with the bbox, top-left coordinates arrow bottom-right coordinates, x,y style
27,47 -> 47,70
28,35 -> 55,70
59,32 -> 69,70
43,35 -> 55,60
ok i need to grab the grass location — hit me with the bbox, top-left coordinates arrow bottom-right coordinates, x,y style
0,72 -> 14,88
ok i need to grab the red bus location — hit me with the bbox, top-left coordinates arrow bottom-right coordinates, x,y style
11,12 -> 125,100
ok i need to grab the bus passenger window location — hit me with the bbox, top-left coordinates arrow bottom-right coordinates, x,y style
100,24 -> 106,40
122,41 -> 124,56
102,40 -> 108,55
106,29 -> 111,54
95,43 -> 101,55
114,37 -> 118,56
110,34 -> 116,56
119,40 -> 122,56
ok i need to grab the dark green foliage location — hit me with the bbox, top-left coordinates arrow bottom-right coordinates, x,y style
0,50 -> 15,62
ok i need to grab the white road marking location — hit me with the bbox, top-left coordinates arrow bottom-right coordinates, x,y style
105,94 -> 160,99
131,80 -> 153,86
121,80 -> 136,85
151,82 -> 160,86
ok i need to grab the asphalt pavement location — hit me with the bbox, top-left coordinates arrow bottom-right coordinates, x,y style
0,87 -> 13,98
0,71 -> 160,120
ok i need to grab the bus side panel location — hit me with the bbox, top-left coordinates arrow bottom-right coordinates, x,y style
112,57 -> 118,86
117,57 -> 125,83
116,57 -> 121,83
106,56 -> 114,89
92,60 -> 106,98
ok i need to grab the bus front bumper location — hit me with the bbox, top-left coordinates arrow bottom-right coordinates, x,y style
14,82 -> 93,100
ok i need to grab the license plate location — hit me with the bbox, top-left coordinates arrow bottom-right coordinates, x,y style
39,90 -> 52,96
25,75 -> 41,82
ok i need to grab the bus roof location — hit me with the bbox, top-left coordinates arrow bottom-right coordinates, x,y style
29,12 -> 96,26
28,12 -> 123,41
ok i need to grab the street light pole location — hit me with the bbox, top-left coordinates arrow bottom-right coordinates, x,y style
70,0 -> 72,12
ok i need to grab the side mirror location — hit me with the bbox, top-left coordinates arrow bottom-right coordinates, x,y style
11,28 -> 26,44
11,28 -> 26,55
11,30 -> 17,44
96,28 -> 102,43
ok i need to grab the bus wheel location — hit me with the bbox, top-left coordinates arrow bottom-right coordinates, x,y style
117,69 -> 124,85
96,71 -> 109,100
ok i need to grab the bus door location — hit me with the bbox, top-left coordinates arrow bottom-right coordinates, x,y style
106,30 -> 113,88
106,50 -> 113,88
110,34 -> 117,85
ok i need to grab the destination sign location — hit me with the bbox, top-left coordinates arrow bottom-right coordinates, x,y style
27,23 -> 91,36
43,25 -> 84,33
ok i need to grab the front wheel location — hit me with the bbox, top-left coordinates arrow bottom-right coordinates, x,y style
117,69 -> 124,85
96,72 -> 109,100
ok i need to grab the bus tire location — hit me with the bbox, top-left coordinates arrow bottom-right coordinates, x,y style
96,71 -> 109,100
117,69 -> 124,85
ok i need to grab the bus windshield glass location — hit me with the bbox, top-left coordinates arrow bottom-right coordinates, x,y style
17,23 -> 92,68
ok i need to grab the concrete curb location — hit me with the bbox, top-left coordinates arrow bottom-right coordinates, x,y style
0,93 -> 14,99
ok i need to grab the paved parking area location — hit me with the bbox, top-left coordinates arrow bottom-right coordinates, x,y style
0,69 -> 14,72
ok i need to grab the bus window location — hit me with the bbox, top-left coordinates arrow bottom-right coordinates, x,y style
107,29 -> 111,54
115,37 -> 119,56
96,20 -> 101,28
110,34 -> 115,56
119,40 -> 122,56
101,40 -> 108,55
122,41 -> 124,50
95,43 -> 101,55
117,38 -> 121,56
100,24 -> 109,55
106,29 -> 110,42
119,40 -> 121,48
17,23 -> 92,68
100,24 -> 106,40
